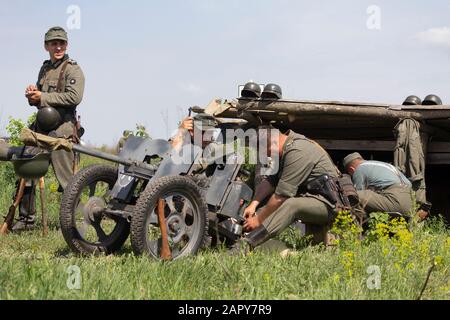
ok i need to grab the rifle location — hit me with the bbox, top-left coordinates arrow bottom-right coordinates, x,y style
0,179 -> 26,235
157,198 -> 172,260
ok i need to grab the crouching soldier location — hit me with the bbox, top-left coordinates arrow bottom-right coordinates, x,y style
232,126 -> 340,253
342,152 -> 413,219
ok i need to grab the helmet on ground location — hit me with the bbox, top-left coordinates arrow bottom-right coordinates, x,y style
36,107 -> 62,132
261,83 -> 282,99
12,153 -> 51,179
241,82 -> 262,98
402,95 -> 422,106
422,94 -> 442,106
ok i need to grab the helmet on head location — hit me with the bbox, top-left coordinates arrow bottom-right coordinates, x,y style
12,153 -> 51,179
193,113 -> 218,131
402,95 -> 422,106
241,82 -> 262,98
422,94 -> 443,106
36,107 -> 62,132
261,83 -> 282,100
45,26 -> 68,42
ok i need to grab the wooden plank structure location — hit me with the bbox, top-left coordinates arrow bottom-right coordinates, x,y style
213,98 -> 450,220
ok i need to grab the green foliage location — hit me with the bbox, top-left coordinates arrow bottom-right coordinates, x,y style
5,113 -> 36,146
365,212 -> 410,242
134,124 -> 150,138
0,154 -> 448,300
330,210 -> 363,244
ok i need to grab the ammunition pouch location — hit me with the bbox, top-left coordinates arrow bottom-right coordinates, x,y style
306,174 -> 359,211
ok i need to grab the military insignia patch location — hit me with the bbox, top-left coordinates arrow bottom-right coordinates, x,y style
70,79 -> 76,85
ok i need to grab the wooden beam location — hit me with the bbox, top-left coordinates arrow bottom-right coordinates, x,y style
316,139 -> 395,151
315,139 -> 450,153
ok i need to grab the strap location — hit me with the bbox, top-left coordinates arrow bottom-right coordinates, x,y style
56,60 -> 70,93
305,137 -> 341,176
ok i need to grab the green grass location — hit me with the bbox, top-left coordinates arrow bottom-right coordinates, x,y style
0,155 -> 449,300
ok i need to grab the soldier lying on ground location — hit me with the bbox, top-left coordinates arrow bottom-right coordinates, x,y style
342,152 -> 413,219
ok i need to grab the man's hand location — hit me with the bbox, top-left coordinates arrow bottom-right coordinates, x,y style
179,117 -> 194,131
244,215 -> 262,232
25,85 -> 38,95
243,201 -> 258,219
26,91 -> 42,105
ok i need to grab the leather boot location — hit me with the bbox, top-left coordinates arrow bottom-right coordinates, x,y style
229,225 -> 271,255
12,183 -> 36,232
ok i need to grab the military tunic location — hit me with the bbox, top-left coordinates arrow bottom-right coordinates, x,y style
260,131 -> 339,237
353,161 -> 413,215
34,54 -> 85,189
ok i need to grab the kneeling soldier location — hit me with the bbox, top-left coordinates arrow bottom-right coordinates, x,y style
233,127 -> 339,252
342,152 -> 413,217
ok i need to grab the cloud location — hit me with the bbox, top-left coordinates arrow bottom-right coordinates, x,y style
415,27 -> 450,47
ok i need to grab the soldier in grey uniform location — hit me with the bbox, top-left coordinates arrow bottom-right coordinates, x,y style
342,152 -> 413,217
14,26 -> 85,231
233,127 -> 339,251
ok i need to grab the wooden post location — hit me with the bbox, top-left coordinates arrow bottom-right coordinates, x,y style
39,177 -> 48,237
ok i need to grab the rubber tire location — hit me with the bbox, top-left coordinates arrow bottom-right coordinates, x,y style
131,176 -> 209,260
60,164 -> 130,255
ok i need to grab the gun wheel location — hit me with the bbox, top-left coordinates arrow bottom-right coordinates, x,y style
60,165 -> 130,255
131,176 -> 208,260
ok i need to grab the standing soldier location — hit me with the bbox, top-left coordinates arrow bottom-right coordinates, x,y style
14,26 -> 85,231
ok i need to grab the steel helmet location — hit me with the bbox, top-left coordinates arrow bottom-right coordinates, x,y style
402,95 -> 422,106
422,94 -> 443,106
241,82 -> 262,98
261,83 -> 282,99
12,153 -> 51,179
36,107 -> 62,132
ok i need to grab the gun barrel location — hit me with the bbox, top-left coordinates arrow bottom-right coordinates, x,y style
73,144 -> 133,167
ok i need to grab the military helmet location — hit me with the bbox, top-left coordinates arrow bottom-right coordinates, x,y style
402,95 -> 422,106
422,94 -> 443,106
12,153 -> 51,179
36,107 -> 62,132
193,113 -> 218,131
241,82 -> 262,98
261,83 -> 282,100
45,26 -> 68,42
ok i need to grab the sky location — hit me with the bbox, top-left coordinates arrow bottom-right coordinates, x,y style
0,0 -> 449,145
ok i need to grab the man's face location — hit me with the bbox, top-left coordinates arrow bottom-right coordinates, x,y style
346,162 -> 359,176
45,40 -> 67,61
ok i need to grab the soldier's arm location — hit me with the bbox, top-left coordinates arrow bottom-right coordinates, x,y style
246,149 -> 313,226
352,170 -> 366,190
40,64 -> 85,108
274,148 -> 314,198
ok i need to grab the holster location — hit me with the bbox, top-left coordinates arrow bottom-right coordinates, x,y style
306,174 -> 359,211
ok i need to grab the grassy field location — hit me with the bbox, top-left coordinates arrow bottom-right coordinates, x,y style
0,155 -> 449,300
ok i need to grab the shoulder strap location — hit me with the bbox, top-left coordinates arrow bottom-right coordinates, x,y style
287,132 -> 341,175
304,137 -> 341,176
56,60 -> 70,93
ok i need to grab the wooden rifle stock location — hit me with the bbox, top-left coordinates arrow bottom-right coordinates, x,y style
0,179 -> 26,235
157,198 -> 172,260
